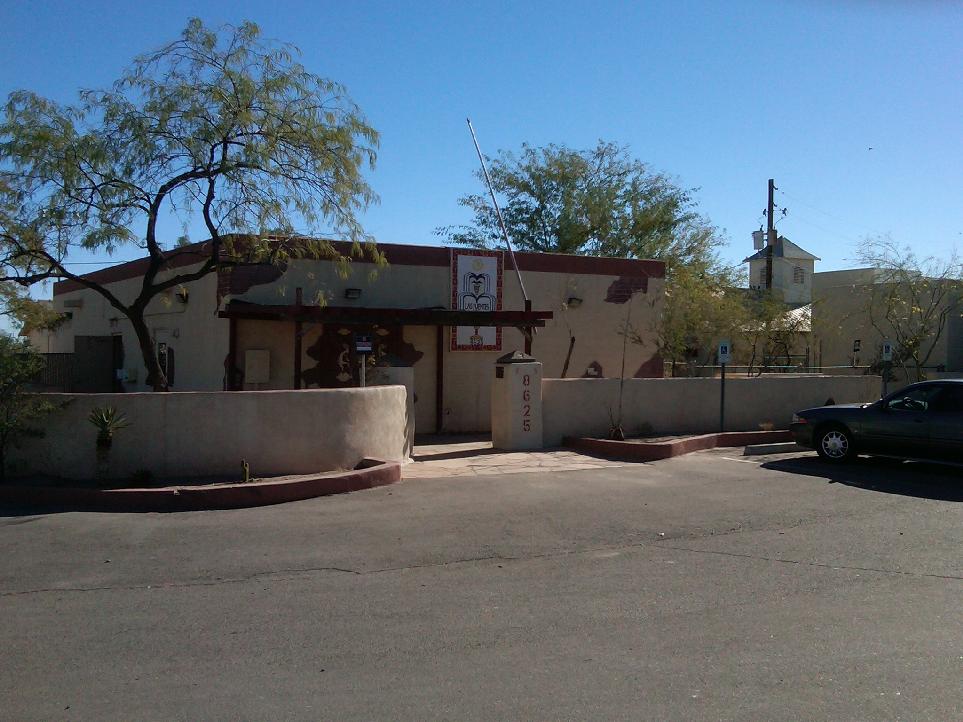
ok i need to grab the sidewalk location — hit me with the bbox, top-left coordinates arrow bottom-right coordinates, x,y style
405,435 -> 629,479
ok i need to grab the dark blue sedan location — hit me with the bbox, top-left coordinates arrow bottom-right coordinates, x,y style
791,379 -> 963,463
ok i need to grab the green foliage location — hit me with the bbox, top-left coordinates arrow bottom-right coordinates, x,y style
857,237 -> 963,382
737,291 -> 810,375
0,333 -> 55,479
0,284 -> 65,334
87,405 -> 130,441
438,141 -> 700,261
655,252 -> 746,371
0,18 -> 382,389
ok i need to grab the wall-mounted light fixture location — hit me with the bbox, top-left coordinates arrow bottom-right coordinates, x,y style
175,288 -> 189,304
566,296 -> 583,309
344,288 -> 362,300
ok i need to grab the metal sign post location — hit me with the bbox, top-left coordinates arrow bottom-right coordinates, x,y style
355,334 -> 373,387
718,340 -> 731,432
881,339 -> 893,398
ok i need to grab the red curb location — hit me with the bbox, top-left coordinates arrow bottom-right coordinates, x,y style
0,459 -> 401,512
563,430 -> 793,461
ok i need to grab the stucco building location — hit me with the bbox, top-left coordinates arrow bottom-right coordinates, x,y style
32,239 -> 666,433
810,268 -> 963,375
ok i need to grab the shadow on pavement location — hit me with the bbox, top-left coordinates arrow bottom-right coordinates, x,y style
411,447 -> 505,463
0,504 -> 71,519
762,455 -> 963,502
411,434 -> 497,462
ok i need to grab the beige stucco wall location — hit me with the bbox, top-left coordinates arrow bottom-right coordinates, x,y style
443,273 -> 662,432
404,325 -> 438,433
432,270 -> 661,432
231,257 -> 664,434
9,386 -> 410,481
811,278 -> 955,376
41,267 -> 229,391
542,375 -> 881,445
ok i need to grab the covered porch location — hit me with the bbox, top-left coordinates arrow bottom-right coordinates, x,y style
219,294 -> 553,433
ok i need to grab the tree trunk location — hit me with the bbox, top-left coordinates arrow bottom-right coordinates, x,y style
129,309 -> 169,391
560,335 -> 575,379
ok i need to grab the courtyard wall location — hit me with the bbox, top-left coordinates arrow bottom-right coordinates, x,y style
541,375 -> 881,445
9,386 -> 411,481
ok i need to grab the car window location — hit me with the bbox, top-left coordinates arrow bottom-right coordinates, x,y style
929,386 -> 963,413
887,385 -> 943,412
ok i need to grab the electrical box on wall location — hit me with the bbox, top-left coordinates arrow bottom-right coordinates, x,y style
245,349 -> 271,384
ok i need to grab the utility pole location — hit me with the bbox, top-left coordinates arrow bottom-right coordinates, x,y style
765,178 -> 776,291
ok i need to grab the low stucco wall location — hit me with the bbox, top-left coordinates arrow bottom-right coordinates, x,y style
10,386 -> 411,481
542,375 -> 881,446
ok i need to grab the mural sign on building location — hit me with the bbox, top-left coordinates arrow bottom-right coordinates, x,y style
450,249 -> 503,351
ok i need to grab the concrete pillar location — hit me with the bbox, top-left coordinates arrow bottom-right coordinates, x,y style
491,351 -> 543,450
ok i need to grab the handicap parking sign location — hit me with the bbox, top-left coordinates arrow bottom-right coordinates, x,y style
718,340 -> 731,364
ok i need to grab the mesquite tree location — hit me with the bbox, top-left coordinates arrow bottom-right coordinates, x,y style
857,237 -> 963,381
0,19 -> 381,389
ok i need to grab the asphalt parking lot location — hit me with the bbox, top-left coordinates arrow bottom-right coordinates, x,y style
2,448 -> 961,720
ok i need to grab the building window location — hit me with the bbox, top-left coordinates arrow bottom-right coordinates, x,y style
793,266 -> 805,284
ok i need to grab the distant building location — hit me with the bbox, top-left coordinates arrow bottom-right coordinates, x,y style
743,235 -> 819,306
811,268 -> 963,376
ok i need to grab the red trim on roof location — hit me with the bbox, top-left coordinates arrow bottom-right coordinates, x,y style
53,239 -> 664,296
53,242 -> 213,295
336,241 -> 665,278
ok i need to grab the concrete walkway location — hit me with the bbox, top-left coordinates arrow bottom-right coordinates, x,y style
405,435 -> 629,479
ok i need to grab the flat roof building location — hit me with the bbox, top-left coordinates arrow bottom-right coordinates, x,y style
36,240 -> 666,433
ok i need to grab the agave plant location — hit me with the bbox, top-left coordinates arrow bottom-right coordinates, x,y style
88,406 -> 129,481
88,406 -> 129,448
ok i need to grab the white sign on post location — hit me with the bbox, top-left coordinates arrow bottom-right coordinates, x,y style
718,340 -> 731,365
881,340 -> 893,362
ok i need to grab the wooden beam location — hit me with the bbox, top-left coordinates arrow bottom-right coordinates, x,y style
227,316 -> 238,391
436,324 -> 444,434
524,299 -> 533,355
219,303 -> 551,328
293,288 -> 303,389
293,321 -> 303,389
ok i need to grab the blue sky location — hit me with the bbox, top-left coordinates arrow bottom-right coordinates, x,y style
2,0 -> 961,312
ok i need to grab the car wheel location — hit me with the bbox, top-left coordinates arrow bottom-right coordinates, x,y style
815,425 -> 854,462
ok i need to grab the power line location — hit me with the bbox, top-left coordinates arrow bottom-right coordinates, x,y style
776,188 -> 887,238
781,210 -> 866,246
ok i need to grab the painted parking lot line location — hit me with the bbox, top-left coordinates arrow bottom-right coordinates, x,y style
718,456 -> 763,464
